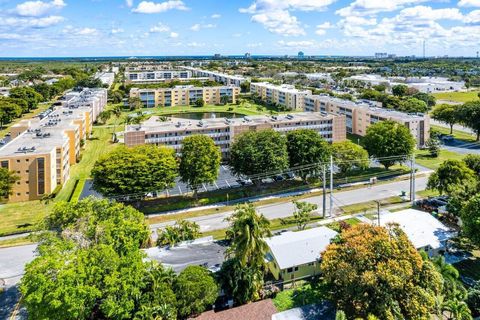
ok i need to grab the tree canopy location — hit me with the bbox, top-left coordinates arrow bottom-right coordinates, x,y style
363,120 -> 416,169
332,141 -> 369,174
432,104 -> 458,134
230,129 -> 289,177
92,145 -> 178,197
0,167 -> 19,199
461,194 -> 480,246
427,159 -> 477,196
321,223 -> 443,319
456,101 -> 480,141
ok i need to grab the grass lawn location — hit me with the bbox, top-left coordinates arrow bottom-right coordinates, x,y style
55,126 -> 118,201
339,197 -> 404,215
415,149 -> 465,170
0,235 -> 35,248
0,200 -> 51,236
430,125 -> 477,143
432,91 -> 480,104
273,281 -> 328,312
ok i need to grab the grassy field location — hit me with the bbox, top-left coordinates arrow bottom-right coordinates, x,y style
430,124 -> 477,143
0,201 -> 51,236
273,281 -> 327,312
415,149 -> 465,170
433,91 -> 480,103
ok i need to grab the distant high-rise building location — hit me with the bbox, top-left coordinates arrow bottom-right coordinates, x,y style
213,53 -> 221,59
375,52 -> 388,59
244,52 -> 251,59
298,51 -> 305,59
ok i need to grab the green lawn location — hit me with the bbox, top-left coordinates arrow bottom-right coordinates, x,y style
415,149 -> 465,170
430,125 -> 477,143
432,91 -> 480,104
273,281 -> 328,312
0,201 -> 51,236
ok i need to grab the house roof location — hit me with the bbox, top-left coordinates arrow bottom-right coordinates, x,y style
264,227 -> 338,270
193,299 -> 277,320
379,209 -> 456,250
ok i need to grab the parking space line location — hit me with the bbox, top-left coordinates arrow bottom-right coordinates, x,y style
178,185 -> 182,195
213,181 -> 219,189
225,180 -> 230,187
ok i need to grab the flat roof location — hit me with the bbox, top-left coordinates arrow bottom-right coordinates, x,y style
265,226 -> 337,270
126,112 -> 337,133
379,209 -> 456,250
252,82 -> 311,95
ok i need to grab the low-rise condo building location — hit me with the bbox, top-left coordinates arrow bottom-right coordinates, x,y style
124,112 -> 346,158
130,85 -> 240,108
304,95 -> 430,147
183,67 -> 246,86
125,70 -> 195,84
250,82 -> 312,111
0,88 -> 107,203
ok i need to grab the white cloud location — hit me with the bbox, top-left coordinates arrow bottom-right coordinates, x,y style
0,15 -> 64,28
132,0 -> 188,14
336,0 -> 428,17
62,26 -> 99,36
315,22 -> 333,35
211,13 -> 221,19
459,0 -> 480,7
241,0 -> 335,36
465,9 -> 480,23
187,41 -> 205,47
125,0 -> 134,7
111,28 -> 124,34
190,23 -> 216,31
149,22 -> 170,32
169,31 -> 178,38
251,10 -> 306,36
277,40 -> 316,48
15,0 -> 65,17
246,42 -> 263,48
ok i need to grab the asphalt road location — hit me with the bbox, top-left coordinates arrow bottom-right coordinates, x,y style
151,176 -> 428,233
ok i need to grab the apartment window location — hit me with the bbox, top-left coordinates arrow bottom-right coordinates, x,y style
286,267 -> 293,273
37,158 -> 45,195
0,160 -> 8,169
17,159 -> 21,163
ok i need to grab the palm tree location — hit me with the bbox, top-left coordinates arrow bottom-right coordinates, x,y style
433,256 -> 466,300
225,203 -> 271,267
442,299 -> 472,320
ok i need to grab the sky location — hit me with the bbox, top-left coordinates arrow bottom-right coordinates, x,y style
1,0 -> 480,57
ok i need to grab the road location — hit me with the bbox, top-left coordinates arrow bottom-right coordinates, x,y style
150,176 -> 428,233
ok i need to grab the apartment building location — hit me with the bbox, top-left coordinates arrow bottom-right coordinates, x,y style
250,82 -> 312,111
304,95 -> 430,147
124,112 -> 346,158
0,88 -> 107,203
183,67 -> 247,86
125,70 -> 195,84
130,85 -> 240,108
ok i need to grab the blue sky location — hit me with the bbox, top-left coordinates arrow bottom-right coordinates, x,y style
1,0 -> 480,57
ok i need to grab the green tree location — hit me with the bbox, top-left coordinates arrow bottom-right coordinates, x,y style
128,96 -> 143,110
332,141 -> 369,174
98,110 -> 111,124
399,97 -> 429,113
174,266 -> 218,318
413,92 -> 436,108
9,87 -> 44,111
240,81 -> 251,93
92,145 -> 178,198
157,220 -> 200,247
194,98 -> 205,108
286,129 -> 331,182
456,101 -> 480,141
426,137 -> 441,157
292,200 -> 317,230
427,160 -> 477,196
463,154 -> 480,175
363,120 -> 415,169
0,102 -> 22,128
220,95 -> 230,105
461,194 -> 480,246
467,284 -> 480,316
0,167 -> 19,199
432,104 -> 458,134
230,129 -> 289,177
321,224 -> 443,319
179,135 -> 221,198
392,84 -> 409,97
443,299 -> 473,320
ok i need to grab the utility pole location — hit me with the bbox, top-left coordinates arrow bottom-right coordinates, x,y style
329,155 -> 334,217
322,164 -> 326,218
376,200 -> 381,226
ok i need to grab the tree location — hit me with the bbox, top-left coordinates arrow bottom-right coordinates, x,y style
332,141 -> 369,174
373,84 -> 386,92
321,224 -> 443,319
467,284 -> 480,317
363,120 -> 415,169
463,154 -> 480,175
194,98 -> 205,108
157,220 -> 200,247
0,168 -> 19,199
97,110 -> 111,124
432,104 -> 458,134
461,194 -> 480,246
286,129 -> 331,181
220,95 -> 230,105
392,84 -> 409,96
0,102 -> 22,128
399,97 -> 428,113
443,299 -> 473,320
174,266 -> 218,318
92,145 -> 178,197
240,81 -> 251,93
456,101 -> 480,141
413,92 -> 436,108
9,87 -> 44,111
427,160 -> 477,196
230,129 -> 289,177
128,96 -> 143,110
179,135 -> 221,198
292,200 -> 317,230
426,137 -> 441,157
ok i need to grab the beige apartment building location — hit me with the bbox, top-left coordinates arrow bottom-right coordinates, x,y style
304,95 -> 430,147
250,82 -> 312,111
125,70 -> 197,84
124,112 -> 346,158
0,88 -> 107,203
182,67 -> 247,87
130,85 -> 240,108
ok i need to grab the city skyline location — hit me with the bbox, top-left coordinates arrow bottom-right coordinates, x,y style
0,0 -> 480,57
